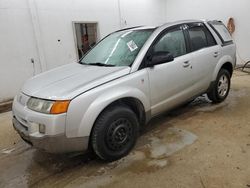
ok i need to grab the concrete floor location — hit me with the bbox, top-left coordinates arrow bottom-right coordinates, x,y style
0,70 -> 249,188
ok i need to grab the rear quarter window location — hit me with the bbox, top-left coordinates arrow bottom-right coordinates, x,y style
208,21 -> 233,44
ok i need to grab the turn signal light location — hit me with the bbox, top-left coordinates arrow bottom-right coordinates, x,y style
50,100 -> 70,114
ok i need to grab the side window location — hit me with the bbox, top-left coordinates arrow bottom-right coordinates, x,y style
154,28 -> 187,58
188,26 -> 207,51
205,28 -> 217,46
188,24 -> 216,52
209,21 -> 233,44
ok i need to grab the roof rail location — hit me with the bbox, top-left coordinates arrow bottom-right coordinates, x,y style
114,26 -> 144,33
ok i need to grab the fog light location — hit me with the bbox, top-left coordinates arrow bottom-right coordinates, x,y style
39,124 -> 46,134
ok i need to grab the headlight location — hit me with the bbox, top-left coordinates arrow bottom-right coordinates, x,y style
27,98 -> 70,114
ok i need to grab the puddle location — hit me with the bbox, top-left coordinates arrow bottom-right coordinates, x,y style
98,127 -> 198,177
190,88 -> 249,114
148,127 -> 197,159
148,159 -> 168,168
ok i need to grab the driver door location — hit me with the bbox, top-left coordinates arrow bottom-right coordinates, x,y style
147,25 -> 194,116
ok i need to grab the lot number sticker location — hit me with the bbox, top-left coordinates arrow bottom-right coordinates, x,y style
127,40 -> 138,52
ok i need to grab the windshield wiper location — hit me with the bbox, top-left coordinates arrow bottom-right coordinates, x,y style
87,62 -> 115,67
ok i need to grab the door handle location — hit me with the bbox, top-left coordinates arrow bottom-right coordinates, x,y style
183,61 -> 190,68
214,52 -> 219,57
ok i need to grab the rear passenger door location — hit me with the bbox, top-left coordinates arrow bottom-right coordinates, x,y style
186,23 -> 220,93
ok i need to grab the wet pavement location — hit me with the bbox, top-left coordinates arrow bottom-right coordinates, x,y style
0,70 -> 250,188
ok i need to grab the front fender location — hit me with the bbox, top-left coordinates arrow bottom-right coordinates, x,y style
81,87 -> 149,137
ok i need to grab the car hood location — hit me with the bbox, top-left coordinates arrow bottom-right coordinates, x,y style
22,63 -> 130,100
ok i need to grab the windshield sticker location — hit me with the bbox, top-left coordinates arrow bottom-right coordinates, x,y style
127,40 -> 138,52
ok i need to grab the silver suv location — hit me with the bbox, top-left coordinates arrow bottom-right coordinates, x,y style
12,20 -> 236,161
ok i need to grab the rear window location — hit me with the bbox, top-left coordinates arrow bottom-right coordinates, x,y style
209,21 -> 233,44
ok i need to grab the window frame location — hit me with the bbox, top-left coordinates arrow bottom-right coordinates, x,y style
185,22 -> 217,52
140,24 -> 189,69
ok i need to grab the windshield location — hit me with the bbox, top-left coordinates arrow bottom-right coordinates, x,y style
80,29 -> 153,67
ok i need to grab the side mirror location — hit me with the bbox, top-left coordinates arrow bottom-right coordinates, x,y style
148,51 -> 174,67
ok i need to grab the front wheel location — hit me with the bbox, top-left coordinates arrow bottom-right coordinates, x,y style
91,105 -> 139,162
207,69 -> 231,103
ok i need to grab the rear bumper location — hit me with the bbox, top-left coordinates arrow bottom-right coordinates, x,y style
13,116 -> 89,153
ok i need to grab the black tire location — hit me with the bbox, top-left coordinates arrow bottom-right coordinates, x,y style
91,105 -> 139,162
207,69 -> 231,103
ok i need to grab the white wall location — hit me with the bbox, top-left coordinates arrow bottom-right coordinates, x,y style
0,0 -> 166,102
34,0 -> 122,70
165,0 -> 250,64
119,0 -> 166,28
0,0 -> 40,103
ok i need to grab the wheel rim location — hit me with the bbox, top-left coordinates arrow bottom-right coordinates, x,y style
217,74 -> 229,97
106,118 -> 133,151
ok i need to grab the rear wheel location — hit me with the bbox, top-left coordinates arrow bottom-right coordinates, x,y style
207,69 -> 231,103
91,105 -> 139,162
